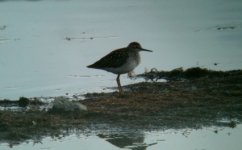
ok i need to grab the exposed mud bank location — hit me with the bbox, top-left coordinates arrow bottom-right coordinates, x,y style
0,68 -> 242,144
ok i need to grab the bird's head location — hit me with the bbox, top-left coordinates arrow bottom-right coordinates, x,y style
128,42 -> 153,52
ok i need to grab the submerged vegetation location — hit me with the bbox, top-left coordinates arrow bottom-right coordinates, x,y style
0,67 -> 242,145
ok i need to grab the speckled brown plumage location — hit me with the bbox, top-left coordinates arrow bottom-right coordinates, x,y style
87,48 -> 129,69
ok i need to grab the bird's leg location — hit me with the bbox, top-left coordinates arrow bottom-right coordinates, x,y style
116,74 -> 123,94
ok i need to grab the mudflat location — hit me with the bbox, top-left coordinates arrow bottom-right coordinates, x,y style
0,68 -> 242,143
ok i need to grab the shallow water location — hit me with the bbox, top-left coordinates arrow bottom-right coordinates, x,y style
0,124 -> 242,150
1,1 -> 242,148
0,0 -> 242,99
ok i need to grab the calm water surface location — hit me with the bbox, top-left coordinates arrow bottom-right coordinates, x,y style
0,1 -> 242,149
0,0 -> 242,99
0,124 -> 242,150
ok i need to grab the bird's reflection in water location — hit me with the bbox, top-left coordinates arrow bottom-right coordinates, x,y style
98,132 -> 157,150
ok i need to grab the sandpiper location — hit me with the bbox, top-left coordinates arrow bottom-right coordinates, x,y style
87,42 -> 152,93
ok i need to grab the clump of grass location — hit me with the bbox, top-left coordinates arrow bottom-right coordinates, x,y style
137,67 -> 241,81
18,97 -> 30,107
0,97 -> 45,108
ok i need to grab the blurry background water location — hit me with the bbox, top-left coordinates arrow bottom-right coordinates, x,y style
0,0 -> 242,99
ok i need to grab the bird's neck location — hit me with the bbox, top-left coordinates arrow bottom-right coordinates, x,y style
129,51 -> 140,65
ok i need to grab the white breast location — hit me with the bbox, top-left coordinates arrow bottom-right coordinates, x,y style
104,52 -> 140,74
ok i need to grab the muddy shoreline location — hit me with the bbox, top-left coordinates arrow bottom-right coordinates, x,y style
0,68 -> 242,144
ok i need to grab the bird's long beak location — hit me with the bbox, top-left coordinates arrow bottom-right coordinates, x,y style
139,48 -> 153,52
